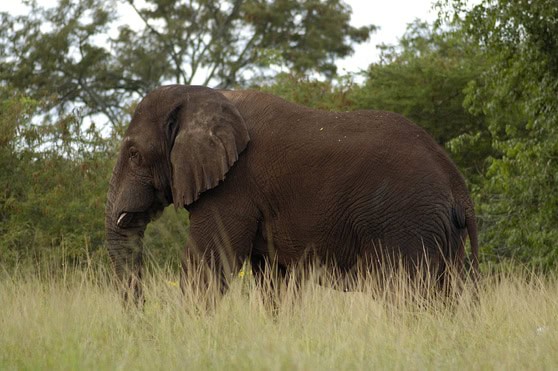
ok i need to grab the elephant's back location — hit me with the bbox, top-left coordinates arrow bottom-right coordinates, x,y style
271,107 -> 444,158
232,90 -> 441,157
242,101 -> 460,204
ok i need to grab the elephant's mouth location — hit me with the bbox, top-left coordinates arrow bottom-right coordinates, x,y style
116,211 -> 150,229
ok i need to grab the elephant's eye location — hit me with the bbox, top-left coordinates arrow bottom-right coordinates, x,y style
129,146 -> 140,164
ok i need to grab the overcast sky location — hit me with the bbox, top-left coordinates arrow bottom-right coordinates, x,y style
1,0 -> 440,74
339,0 -> 438,73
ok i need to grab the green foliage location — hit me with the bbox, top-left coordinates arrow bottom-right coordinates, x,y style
258,73 -> 355,111
0,90 -> 114,266
0,0 -> 374,129
441,0 -> 558,269
0,0 -> 126,127
241,0 -> 374,79
144,207 -> 189,269
119,0 -> 374,87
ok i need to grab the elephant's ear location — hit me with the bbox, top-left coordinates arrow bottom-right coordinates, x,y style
170,96 -> 249,207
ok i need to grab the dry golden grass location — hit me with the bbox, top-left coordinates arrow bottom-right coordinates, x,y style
1,263 -> 557,370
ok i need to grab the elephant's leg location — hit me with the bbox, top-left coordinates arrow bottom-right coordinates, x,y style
250,255 -> 289,290
436,230 -> 468,301
180,240 -> 230,308
123,250 -> 144,307
250,254 -> 268,287
250,254 -> 294,312
181,204 -> 260,308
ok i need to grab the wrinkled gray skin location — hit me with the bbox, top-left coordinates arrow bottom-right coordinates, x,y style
105,85 -> 478,304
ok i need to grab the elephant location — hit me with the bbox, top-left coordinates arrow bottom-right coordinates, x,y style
105,84 -> 479,304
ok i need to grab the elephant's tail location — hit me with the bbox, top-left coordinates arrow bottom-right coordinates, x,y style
465,207 -> 479,276
452,203 -> 479,275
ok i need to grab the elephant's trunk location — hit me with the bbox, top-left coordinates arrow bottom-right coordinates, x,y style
105,181 -> 146,306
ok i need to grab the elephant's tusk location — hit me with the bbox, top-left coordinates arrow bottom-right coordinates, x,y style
117,212 -> 128,227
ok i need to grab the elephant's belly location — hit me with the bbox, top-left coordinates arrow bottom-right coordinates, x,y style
251,215 -> 326,266
294,222 -> 448,270
254,184 -> 453,270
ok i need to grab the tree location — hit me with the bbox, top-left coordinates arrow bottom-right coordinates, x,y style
0,0 -> 374,129
258,72 -> 355,111
121,0 -> 373,86
440,0 -> 558,268
0,0 -> 129,127
0,86 -> 114,265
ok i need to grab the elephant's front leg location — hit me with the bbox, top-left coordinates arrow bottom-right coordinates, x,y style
180,208 -> 259,308
180,240 -> 232,309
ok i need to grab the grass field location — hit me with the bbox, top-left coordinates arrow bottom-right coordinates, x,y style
1,264 -> 557,370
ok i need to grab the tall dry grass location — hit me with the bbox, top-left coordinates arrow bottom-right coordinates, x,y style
1,262 -> 557,370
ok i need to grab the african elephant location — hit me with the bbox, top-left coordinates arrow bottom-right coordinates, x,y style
105,85 -> 478,303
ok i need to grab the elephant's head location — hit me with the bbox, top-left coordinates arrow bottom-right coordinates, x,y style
105,85 -> 250,303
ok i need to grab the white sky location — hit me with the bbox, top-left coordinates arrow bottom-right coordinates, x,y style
339,0 -> 438,73
0,0 -> 440,74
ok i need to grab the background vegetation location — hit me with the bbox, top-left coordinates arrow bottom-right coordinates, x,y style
1,0 -> 557,272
